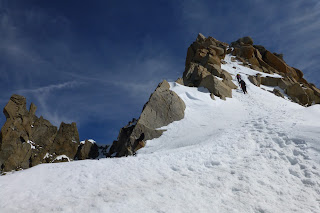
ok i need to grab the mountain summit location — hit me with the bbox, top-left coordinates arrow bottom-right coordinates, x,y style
1,34 -> 320,213
108,33 -> 320,157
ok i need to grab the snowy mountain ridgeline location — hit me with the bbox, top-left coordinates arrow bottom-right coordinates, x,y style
1,34 -> 320,212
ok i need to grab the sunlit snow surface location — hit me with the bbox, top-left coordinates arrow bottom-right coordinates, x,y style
1,55 -> 320,213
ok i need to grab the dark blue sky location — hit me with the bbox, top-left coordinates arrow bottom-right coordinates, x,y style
1,0 -> 320,144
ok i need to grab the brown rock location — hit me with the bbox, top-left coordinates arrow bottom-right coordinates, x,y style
29,117 -> 58,166
50,122 -> 80,159
272,89 -> 284,98
235,56 -> 246,64
185,46 -> 194,68
196,33 -> 206,43
203,37 -> 217,47
207,54 -> 221,66
232,48 -> 240,56
206,63 -> 222,77
248,57 -> 260,67
273,52 -> 284,60
260,76 -> 280,87
3,95 -> 29,120
0,95 -> 33,171
221,70 -> 232,81
194,48 -> 209,64
256,74 -> 262,85
255,49 -> 263,60
304,88 -> 315,105
133,133 -> 146,153
223,79 -> 238,89
76,140 -> 99,160
254,45 -> 267,56
293,68 -> 304,80
264,51 -> 290,74
240,46 -> 255,59
208,47 -> 217,56
239,36 -> 254,45
183,63 -> 210,87
286,83 -> 309,105
210,46 -> 225,57
190,41 -> 202,52
175,78 -> 184,85
210,93 -> 215,100
278,78 -> 293,90
248,75 -> 260,87
199,75 -> 232,100
261,66 -> 269,73
310,84 -> 320,97
250,64 -> 263,72
137,80 -> 185,133
108,80 -> 186,157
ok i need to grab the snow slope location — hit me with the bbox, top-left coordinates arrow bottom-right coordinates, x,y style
1,55 -> 320,213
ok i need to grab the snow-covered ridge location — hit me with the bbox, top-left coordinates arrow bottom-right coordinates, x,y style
0,58 -> 319,213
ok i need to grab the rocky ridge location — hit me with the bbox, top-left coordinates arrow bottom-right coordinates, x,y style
1,33 -> 320,168
107,80 -> 186,157
0,95 -> 101,172
183,33 -> 320,105
108,33 -> 320,157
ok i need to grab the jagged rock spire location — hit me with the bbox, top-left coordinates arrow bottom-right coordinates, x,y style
0,95 -> 81,172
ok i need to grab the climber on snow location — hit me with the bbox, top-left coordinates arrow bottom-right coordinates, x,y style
236,74 -> 241,83
239,79 -> 247,94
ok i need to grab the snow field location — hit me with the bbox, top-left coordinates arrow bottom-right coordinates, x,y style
0,55 -> 319,213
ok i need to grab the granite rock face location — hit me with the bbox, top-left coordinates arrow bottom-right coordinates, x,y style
183,33 -> 236,100
108,80 -> 186,157
76,140 -> 99,160
0,95 -> 81,172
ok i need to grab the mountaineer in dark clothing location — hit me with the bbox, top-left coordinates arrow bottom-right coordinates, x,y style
239,80 -> 247,94
236,74 -> 241,83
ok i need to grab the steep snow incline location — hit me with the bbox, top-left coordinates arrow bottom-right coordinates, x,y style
1,56 -> 320,213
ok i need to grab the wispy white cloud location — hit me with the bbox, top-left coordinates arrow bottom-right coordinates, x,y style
16,81 -> 79,94
13,81 -> 81,126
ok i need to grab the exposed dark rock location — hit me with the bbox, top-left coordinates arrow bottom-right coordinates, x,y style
253,45 -> 267,56
273,52 -> 284,60
239,36 -> 254,45
272,89 -> 284,98
76,140 -> 99,160
206,63 -> 222,77
286,83 -> 309,105
199,75 -> 232,100
260,76 -> 280,87
175,78 -> 184,85
196,33 -> 206,43
0,95 -> 34,171
183,63 -> 211,87
248,75 -> 261,87
29,116 -> 58,166
0,95 -> 80,172
50,122 -> 80,160
108,80 -> 186,157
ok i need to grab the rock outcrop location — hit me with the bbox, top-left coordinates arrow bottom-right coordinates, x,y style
108,80 -> 186,157
183,33 -> 236,99
76,140 -> 99,160
230,36 -> 320,106
0,95 -> 82,172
